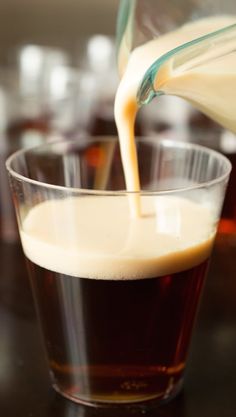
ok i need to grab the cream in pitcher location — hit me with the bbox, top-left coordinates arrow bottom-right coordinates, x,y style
115,16 -> 236,209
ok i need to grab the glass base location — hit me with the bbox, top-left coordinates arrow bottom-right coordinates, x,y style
52,378 -> 184,408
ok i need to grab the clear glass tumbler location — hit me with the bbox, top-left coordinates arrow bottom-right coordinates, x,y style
6,137 -> 231,406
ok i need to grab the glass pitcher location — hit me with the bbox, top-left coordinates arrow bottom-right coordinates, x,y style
116,0 -> 236,235
117,0 -> 236,234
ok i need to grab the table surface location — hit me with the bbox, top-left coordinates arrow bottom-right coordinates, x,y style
0,234 -> 236,417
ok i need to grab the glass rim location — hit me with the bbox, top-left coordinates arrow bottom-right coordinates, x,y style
6,136 -> 232,196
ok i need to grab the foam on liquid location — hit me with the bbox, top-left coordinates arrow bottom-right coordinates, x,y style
21,196 -> 215,280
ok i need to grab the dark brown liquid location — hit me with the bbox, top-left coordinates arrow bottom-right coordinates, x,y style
27,259 -> 208,404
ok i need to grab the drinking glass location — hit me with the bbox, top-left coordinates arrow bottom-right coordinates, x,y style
6,137 -> 231,406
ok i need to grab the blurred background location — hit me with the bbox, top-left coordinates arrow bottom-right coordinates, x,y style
0,0 -> 236,242
0,0 -> 120,242
0,0 -> 119,62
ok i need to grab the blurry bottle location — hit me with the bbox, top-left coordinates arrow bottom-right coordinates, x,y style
0,45 -> 80,242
